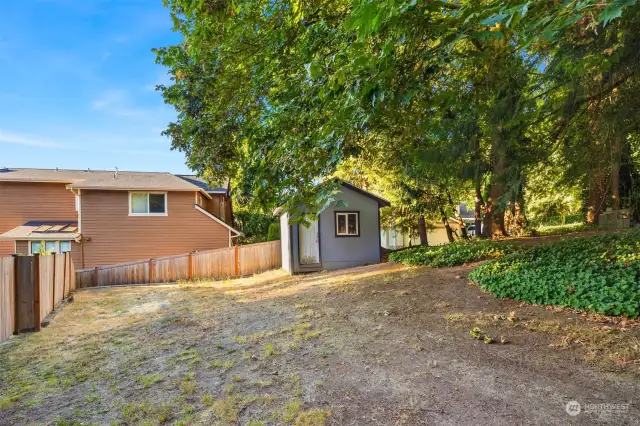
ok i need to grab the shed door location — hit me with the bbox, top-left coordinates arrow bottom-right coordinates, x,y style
299,219 -> 320,265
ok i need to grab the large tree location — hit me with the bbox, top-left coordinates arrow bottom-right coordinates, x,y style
155,0 -> 639,234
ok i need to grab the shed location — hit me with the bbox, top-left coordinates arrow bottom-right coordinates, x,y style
280,182 -> 390,273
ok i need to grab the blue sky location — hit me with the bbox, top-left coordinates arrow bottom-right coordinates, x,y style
0,0 -> 191,173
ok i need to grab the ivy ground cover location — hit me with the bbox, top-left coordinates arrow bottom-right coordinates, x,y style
470,231 -> 640,317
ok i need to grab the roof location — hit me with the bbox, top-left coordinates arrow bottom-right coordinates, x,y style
0,221 -> 79,241
0,168 -> 222,197
176,175 -> 229,194
339,181 -> 391,207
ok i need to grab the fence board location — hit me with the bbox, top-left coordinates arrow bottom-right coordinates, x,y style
54,254 -> 65,307
38,255 -> 55,321
239,241 -> 281,276
193,247 -> 236,280
152,255 -> 189,283
0,258 -> 14,341
15,256 -> 36,331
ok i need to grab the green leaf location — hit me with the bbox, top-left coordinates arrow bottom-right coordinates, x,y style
306,61 -> 324,79
481,13 -> 509,26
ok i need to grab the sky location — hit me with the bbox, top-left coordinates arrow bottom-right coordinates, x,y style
0,0 -> 191,173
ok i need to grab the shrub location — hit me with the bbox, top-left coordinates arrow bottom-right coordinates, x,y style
235,211 -> 277,244
388,239 -> 518,268
267,222 -> 280,241
469,231 -> 640,317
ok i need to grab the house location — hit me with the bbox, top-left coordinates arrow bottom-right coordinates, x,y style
280,181 -> 390,273
380,228 -> 420,250
381,203 -> 477,248
0,168 -> 241,268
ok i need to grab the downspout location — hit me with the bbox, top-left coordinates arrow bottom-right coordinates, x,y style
68,187 -> 84,268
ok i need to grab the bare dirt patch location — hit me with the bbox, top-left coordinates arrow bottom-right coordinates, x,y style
0,264 -> 638,425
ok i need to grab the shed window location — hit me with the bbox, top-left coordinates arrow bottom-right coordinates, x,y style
129,192 -> 167,216
335,212 -> 359,236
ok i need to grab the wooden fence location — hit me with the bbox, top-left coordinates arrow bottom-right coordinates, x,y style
0,253 -> 75,342
76,240 -> 282,288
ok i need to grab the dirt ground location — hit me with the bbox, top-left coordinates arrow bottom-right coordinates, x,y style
0,262 -> 639,425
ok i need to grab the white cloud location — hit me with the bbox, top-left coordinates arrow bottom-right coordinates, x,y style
91,90 -> 159,119
0,130 -> 63,148
91,89 -> 127,110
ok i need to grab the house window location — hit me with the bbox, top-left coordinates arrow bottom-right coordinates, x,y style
30,241 -> 72,254
129,192 -> 167,216
335,212 -> 360,236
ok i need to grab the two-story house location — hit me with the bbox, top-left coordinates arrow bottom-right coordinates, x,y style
0,168 -> 240,268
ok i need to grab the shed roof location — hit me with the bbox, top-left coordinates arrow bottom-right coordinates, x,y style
0,221 -> 79,241
339,181 -> 391,207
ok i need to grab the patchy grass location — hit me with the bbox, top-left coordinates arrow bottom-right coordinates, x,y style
532,222 -> 599,236
0,263 -> 638,424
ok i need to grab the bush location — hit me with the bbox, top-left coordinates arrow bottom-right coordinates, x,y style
388,239 -> 519,268
234,211 -> 277,244
469,231 -> 640,317
267,222 -> 280,241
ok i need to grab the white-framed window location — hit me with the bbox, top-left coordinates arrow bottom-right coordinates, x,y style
335,211 -> 360,237
129,192 -> 168,216
30,240 -> 72,254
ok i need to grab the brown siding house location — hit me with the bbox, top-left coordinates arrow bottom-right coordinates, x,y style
80,190 -> 232,267
0,168 -> 240,269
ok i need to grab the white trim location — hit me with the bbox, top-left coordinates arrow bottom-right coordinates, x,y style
194,204 -> 243,236
335,212 -> 359,236
78,189 -> 82,233
128,191 -> 168,216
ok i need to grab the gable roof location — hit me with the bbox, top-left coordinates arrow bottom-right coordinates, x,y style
339,181 -> 391,207
175,175 -> 229,194
0,168 -> 224,198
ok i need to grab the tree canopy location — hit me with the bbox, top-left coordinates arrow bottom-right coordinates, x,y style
155,0 -> 640,237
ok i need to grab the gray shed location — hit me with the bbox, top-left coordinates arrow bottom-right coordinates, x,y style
280,182 -> 390,273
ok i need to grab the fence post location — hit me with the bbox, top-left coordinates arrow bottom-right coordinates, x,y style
94,266 -> 99,287
12,255 -> 18,335
235,245 -> 240,278
51,255 -> 56,312
188,253 -> 193,281
62,253 -> 68,298
33,255 -> 41,332
149,259 -> 153,284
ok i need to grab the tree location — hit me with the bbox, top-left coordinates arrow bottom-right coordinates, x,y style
155,0 -> 639,234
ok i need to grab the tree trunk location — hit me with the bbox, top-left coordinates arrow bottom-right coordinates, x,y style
586,167 -> 607,224
611,135 -> 621,210
418,215 -> 428,246
474,173 -> 485,238
440,207 -> 455,243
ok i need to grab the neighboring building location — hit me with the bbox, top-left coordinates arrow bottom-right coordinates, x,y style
0,168 -> 240,268
380,228 -> 420,250
381,203 -> 476,249
280,181 -> 390,273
